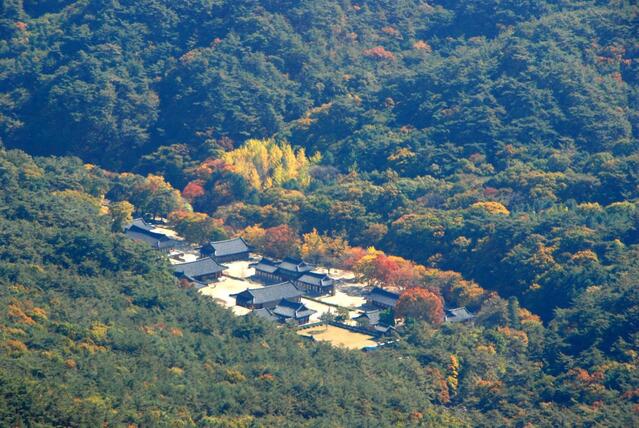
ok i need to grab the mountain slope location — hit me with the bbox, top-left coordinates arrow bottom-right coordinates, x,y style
0,149 -> 464,426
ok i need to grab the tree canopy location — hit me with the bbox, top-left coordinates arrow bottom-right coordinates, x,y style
1,0 -> 638,425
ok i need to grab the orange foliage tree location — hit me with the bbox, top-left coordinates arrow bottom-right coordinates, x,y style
182,180 -> 206,200
469,201 -> 510,216
242,224 -> 300,259
363,46 -> 396,60
340,246 -> 369,270
348,248 -> 427,290
424,268 -> 486,308
396,288 -> 445,325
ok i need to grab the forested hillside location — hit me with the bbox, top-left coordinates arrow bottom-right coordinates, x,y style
2,0 -> 636,317
2,1 -> 637,169
1,0 -> 639,425
1,145 -> 637,426
0,148 -> 469,426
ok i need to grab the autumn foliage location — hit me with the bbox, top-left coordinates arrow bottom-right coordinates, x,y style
469,201 -> 510,216
413,40 -> 432,52
363,46 -> 396,61
300,229 -> 348,267
182,180 -> 206,200
424,269 -> 486,308
242,224 -> 300,259
345,247 -> 429,289
222,139 -> 319,190
396,288 -> 445,325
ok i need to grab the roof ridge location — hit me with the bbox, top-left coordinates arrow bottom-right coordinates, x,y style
173,257 -> 218,266
211,237 -> 246,244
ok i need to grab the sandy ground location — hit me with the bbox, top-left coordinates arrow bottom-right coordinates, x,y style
317,290 -> 366,308
151,226 -> 181,238
313,267 -> 358,281
301,298 -> 362,322
192,257 -> 371,324
300,298 -> 335,322
199,276 -> 263,310
222,260 -> 255,279
229,306 -> 252,316
298,325 -> 377,350
168,250 -> 200,264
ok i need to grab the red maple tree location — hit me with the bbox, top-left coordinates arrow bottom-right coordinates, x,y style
182,180 -> 205,200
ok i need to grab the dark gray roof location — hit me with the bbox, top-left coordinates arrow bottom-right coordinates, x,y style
445,307 -> 474,323
271,299 -> 316,320
297,271 -> 334,287
251,308 -> 278,322
172,257 -> 225,278
277,257 -> 313,274
354,310 -> 381,326
124,218 -> 187,249
128,218 -> 154,232
368,287 -> 400,307
374,324 -> 395,334
125,229 -> 185,250
233,282 -> 303,305
252,258 -> 279,273
208,237 -> 250,257
125,229 -> 160,245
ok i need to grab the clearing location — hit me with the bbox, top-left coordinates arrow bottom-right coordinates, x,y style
199,276 -> 263,315
222,259 -> 255,279
298,324 -> 377,350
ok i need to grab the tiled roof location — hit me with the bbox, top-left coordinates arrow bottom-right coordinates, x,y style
368,287 -> 400,307
445,307 -> 474,323
271,299 -> 316,320
354,310 -> 381,326
234,282 -> 303,305
171,257 -> 225,278
277,257 -> 313,273
208,237 -> 250,257
125,229 -> 185,250
374,324 -> 395,334
296,271 -> 334,287
129,218 -> 154,232
252,258 -> 280,273
251,308 -> 278,322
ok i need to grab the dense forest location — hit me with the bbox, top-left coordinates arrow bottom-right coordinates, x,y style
1,0 -> 638,425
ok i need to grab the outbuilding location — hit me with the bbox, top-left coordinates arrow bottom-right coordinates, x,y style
171,257 -> 226,286
366,287 -> 400,310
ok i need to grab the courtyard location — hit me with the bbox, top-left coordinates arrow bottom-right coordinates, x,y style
298,324 -> 377,350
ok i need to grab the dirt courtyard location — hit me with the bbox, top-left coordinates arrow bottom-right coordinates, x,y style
198,276 -> 262,315
221,259 -> 255,279
298,325 -> 377,350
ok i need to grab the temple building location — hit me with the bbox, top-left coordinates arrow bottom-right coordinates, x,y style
201,237 -> 250,263
252,299 -> 316,325
293,272 -> 335,296
251,257 -> 335,296
171,257 -> 226,287
251,258 -> 281,283
273,257 -> 314,280
445,307 -> 475,323
232,282 -> 303,309
366,287 -> 400,310
354,309 -> 396,335
125,218 -> 187,253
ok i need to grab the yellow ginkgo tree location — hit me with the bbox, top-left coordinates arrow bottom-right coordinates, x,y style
223,139 -> 320,190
